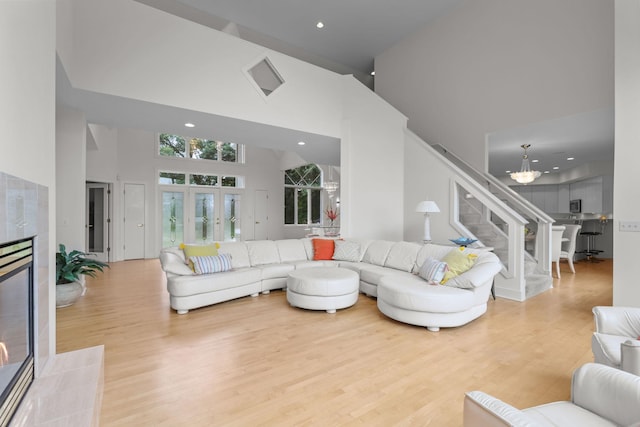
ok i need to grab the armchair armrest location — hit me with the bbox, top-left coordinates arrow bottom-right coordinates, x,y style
622,339 -> 640,375
592,306 -> 640,336
463,391 -> 544,427
571,363 -> 640,426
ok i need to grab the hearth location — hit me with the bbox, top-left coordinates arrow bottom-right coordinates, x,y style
0,238 -> 34,427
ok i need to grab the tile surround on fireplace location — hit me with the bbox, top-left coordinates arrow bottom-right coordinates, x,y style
1,172 -> 104,425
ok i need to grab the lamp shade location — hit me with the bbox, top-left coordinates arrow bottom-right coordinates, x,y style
415,201 -> 440,213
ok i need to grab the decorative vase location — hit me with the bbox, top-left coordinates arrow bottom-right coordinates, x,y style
56,281 -> 83,308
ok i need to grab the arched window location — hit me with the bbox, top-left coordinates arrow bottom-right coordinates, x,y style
284,164 -> 322,225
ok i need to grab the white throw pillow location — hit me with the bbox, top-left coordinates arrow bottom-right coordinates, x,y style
418,257 -> 448,284
333,240 -> 362,262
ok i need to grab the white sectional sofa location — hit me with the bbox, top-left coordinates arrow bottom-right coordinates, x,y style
159,238 -> 502,331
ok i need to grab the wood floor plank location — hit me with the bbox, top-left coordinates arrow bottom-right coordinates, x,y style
56,258 -> 613,426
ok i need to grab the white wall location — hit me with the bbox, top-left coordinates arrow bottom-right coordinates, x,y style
56,106 -> 87,251
403,133 -> 461,243
0,3 -> 56,188
86,124 -> 118,183
0,0 -> 57,365
66,0 -> 344,139
340,78 -> 406,240
614,0 -> 640,306
86,128 -> 286,259
61,0 -> 408,246
375,0 -> 613,172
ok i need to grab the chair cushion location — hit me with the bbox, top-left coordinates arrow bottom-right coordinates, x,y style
217,241 -> 251,268
258,263 -> 295,280
247,240 -> 280,266
362,240 -> 394,266
378,276 -> 475,313
524,402 -> 618,427
275,239 -> 308,263
385,242 -> 422,272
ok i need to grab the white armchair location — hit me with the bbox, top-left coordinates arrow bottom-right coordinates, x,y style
463,363 -> 640,427
592,306 -> 640,376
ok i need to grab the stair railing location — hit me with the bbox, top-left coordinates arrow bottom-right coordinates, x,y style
406,129 -> 554,300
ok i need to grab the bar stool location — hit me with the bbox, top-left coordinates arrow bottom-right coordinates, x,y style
579,231 -> 603,262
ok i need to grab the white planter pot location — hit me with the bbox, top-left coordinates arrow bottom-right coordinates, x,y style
56,281 -> 83,308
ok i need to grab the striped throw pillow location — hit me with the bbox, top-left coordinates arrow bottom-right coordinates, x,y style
418,257 -> 448,284
190,254 -> 233,275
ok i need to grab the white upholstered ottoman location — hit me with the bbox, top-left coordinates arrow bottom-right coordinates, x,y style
286,267 -> 359,314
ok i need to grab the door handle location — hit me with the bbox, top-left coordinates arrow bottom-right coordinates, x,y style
137,224 -> 144,228
255,221 -> 260,224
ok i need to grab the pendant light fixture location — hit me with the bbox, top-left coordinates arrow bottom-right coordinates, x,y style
510,144 -> 541,184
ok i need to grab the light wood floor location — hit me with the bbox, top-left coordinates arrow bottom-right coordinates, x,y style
56,258 -> 613,426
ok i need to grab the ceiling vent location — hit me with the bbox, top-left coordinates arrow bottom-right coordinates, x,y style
246,57 -> 284,97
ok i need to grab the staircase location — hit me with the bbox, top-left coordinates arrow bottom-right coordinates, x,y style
409,135 -> 555,301
456,187 -> 552,299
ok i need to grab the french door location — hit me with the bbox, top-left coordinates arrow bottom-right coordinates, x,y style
161,187 -> 242,247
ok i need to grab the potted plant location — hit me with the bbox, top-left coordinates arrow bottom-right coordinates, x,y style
56,244 -> 109,308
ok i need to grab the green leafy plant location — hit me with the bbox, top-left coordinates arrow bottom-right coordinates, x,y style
56,244 -> 109,285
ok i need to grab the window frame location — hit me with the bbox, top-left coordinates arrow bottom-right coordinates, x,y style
284,164 -> 323,226
158,133 -> 245,164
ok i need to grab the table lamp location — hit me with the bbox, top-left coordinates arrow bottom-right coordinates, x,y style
415,200 -> 440,243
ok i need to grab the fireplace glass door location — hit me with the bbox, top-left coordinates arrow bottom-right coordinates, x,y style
0,238 -> 34,426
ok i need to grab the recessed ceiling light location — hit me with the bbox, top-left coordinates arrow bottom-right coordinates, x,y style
553,166 -> 559,170
531,159 -> 539,163
567,157 -> 575,160
185,122 -> 195,128
505,170 -> 511,174
370,71 -> 376,76
544,171 -> 550,174
297,141 -> 306,146
316,21 -> 324,29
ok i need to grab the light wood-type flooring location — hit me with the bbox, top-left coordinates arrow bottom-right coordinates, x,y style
56,257 -> 613,426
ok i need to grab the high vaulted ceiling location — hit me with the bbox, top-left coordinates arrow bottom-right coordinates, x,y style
63,1 -> 614,178
139,0 -> 464,77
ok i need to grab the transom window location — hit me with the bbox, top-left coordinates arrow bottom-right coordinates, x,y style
159,172 -> 243,188
159,133 -> 242,163
284,164 -> 322,225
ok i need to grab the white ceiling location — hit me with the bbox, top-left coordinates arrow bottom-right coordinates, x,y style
487,108 -> 614,180
143,0 -> 464,75
60,1 -> 614,176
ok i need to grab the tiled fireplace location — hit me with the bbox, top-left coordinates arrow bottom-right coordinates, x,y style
0,172 -> 103,426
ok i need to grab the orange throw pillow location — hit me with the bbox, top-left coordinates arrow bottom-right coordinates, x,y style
312,239 -> 335,260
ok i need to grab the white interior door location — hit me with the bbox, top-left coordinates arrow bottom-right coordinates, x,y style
123,183 -> 145,259
254,190 -> 268,240
86,183 -> 110,262
186,188 -> 243,243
